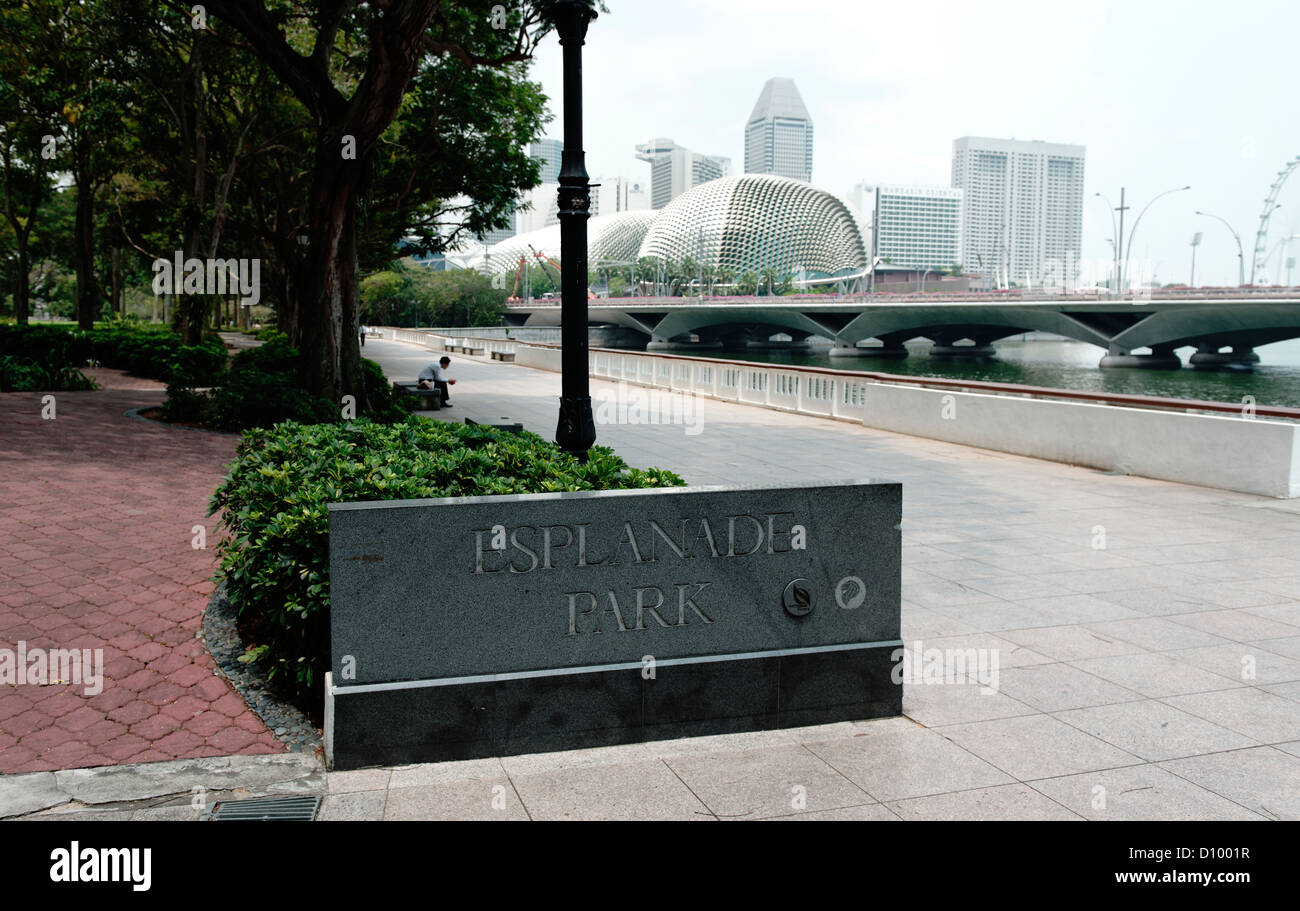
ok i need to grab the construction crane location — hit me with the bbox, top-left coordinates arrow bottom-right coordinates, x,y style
528,245 -> 596,299
506,255 -> 528,302
528,245 -> 562,285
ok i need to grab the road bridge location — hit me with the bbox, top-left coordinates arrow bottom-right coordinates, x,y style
501,290 -> 1300,368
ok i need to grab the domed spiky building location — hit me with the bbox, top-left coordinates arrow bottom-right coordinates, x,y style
485,210 -> 657,274
635,174 -> 867,279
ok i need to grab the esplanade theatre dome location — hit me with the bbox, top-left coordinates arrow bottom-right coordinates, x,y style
485,210 -> 656,274
636,174 -> 867,278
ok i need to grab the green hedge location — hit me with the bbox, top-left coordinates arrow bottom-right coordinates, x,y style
161,336 -> 402,432
0,354 -> 97,392
209,418 -> 685,714
0,324 -> 226,386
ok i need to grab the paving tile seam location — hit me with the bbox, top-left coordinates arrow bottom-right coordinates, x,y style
751,799 -> 897,821
1151,746 -> 1294,820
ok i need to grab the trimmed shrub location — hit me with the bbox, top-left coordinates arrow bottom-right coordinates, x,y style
0,324 -> 225,385
209,418 -> 685,715
0,354 -> 96,392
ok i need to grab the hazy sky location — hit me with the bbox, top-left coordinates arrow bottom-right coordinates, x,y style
528,0 -> 1299,286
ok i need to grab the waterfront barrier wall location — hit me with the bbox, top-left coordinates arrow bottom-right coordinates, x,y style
376,327 -> 1300,498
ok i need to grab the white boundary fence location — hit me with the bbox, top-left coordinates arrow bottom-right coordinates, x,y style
374,327 -> 1300,498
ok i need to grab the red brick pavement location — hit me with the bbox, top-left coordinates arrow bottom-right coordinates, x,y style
0,371 -> 285,772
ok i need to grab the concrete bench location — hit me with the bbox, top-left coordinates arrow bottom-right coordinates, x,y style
490,351 -> 516,362
394,383 -> 442,410
464,347 -> 485,357
465,417 -> 523,434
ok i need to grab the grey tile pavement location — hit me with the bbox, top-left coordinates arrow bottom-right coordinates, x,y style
18,337 -> 1284,822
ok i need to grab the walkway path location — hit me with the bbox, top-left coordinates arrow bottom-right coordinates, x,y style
6,342 -> 1299,819
0,370 -> 282,773
324,337 -> 1300,820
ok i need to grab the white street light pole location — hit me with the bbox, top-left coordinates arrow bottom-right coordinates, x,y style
1196,210 -> 1246,287
1123,185 -> 1190,291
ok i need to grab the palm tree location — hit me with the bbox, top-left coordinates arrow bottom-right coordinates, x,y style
759,267 -> 779,296
715,266 -> 735,293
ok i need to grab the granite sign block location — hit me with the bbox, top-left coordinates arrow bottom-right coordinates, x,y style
326,479 -> 902,768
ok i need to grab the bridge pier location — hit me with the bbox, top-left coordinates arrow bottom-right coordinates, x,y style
748,331 -> 811,350
930,343 -> 996,358
829,340 -> 909,359
1098,345 -> 1182,369
1189,345 -> 1260,369
646,336 -> 722,351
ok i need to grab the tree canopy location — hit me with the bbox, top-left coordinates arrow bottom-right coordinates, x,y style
0,0 -> 592,399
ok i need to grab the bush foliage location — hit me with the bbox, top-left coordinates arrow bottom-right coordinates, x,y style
162,335 -> 403,431
0,323 -> 226,386
209,418 -> 685,714
0,353 -> 97,392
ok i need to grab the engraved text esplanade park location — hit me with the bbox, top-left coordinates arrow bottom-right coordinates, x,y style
328,481 -> 901,686
470,513 -> 809,636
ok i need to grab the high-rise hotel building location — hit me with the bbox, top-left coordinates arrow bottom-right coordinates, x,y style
847,184 -> 964,272
744,78 -> 814,182
951,137 -> 1085,285
635,138 -> 731,209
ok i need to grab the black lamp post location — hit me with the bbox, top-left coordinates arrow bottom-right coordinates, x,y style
553,0 -> 597,461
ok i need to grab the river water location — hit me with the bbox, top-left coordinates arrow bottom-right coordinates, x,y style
671,337 -> 1300,410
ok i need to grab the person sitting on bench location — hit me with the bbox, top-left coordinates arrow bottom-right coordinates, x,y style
417,356 -> 456,407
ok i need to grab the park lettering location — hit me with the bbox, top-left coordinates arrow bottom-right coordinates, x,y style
470,514 -> 807,637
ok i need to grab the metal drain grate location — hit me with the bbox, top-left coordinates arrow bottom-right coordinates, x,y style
210,796 -> 321,821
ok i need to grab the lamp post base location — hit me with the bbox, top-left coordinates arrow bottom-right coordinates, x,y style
556,395 -> 596,462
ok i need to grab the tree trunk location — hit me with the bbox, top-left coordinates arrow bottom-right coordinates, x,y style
13,237 -> 30,325
110,246 -> 121,316
73,180 -> 97,330
296,139 -> 362,403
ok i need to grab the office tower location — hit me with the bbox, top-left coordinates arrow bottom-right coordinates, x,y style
847,184 -> 964,272
635,138 -> 732,209
591,177 -> 650,217
530,139 -> 564,182
744,78 -> 814,182
951,137 -> 1085,286
475,214 -> 517,247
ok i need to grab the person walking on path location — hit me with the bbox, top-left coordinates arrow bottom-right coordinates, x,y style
417,356 -> 456,407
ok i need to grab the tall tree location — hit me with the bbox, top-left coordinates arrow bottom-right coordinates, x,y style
193,0 -> 577,402
0,2 -> 62,325
35,0 -> 137,329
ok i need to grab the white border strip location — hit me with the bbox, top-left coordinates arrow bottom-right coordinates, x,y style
329,639 -> 903,697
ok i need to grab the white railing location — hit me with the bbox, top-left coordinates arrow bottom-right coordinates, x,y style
571,344 -> 1300,498
376,328 -> 519,357
379,327 -> 1300,497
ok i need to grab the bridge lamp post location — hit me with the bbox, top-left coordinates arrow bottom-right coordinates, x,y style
919,269 -> 935,292
1095,192 -> 1119,291
553,0 -> 598,461
1189,231 -> 1203,286
1123,186 -> 1190,291
1195,210 -> 1246,287
1265,234 -> 1300,284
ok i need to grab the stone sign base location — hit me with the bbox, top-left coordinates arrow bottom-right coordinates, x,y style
326,642 -> 900,770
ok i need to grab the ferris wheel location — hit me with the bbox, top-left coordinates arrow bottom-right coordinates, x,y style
1252,155 -> 1300,284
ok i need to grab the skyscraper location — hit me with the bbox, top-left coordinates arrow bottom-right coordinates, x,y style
951,137 -> 1085,286
591,176 -> 650,217
530,139 -> 564,182
634,138 -> 731,209
848,184 -> 965,272
744,78 -> 813,182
